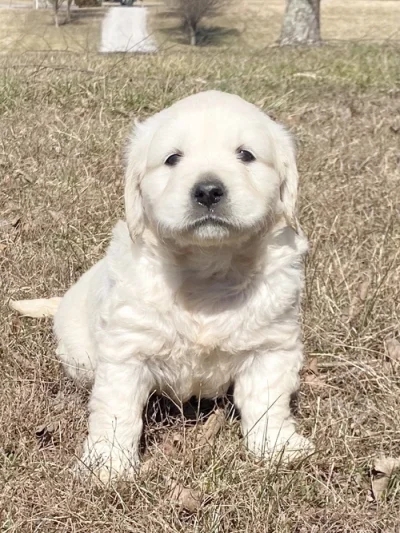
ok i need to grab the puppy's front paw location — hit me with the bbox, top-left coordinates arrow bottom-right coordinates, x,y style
272,432 -> 315,463
245,429 -> 314,463
77,439 -> 140,483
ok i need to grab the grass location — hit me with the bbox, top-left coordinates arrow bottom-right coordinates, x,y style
151,0 -> 400,49
1,2 -> 400,531
0,6 -> 103,52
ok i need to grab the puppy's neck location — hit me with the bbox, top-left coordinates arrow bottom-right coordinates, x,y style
174,237 -> 266,280
142,226 -> 273,284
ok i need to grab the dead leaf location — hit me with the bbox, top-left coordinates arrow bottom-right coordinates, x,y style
359,280 -> 370,302
167,479 -> 204,512
385,338 -> 400,363
140,458 -> 155,475
10,315 -> 22,334
292,72 -> 318,79
35,422 -> 58,449
345,278 -> 371,320
197,409 -> 225,448
11,216 -> 21,228
141,433 -> 185,474
371,457 -> 400,501
161,433 -> 184,456
307,357 -> 319,374
304,357 -> 325,387
304,373 -> 326,387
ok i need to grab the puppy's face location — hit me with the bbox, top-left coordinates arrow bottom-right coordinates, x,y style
125,91 -> 298,246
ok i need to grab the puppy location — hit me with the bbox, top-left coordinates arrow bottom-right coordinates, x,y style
12,91 -> 314,481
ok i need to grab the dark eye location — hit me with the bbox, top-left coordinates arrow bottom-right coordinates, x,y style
237,149 -> 255,163
165,153 -> 182,166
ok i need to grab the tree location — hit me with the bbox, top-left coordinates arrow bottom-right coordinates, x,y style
50,0 -> 73,27
280,0 -> 321,46
165,0 -> 228,46
66,0 -> 73,23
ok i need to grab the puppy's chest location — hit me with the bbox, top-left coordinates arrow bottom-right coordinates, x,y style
150,307 -> 255,399
166,280 -> 277,359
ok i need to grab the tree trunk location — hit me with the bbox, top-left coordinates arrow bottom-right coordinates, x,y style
54,0 -> 59,27
189,24 -> 197,46
66,0 -> 72,22
280,0 -> 320,46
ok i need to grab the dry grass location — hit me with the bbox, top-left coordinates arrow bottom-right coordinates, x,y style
0,6 -> 103,52
2,0 -> 399,54
152,0 -> 400,49
1,18 -> 400,533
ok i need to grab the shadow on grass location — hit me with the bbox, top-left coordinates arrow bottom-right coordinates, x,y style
49,7 -> 104,27
144,390 -> 236,426
158,23 -> 241,47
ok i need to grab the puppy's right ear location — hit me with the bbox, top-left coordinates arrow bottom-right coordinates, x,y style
124,119 -> 149,241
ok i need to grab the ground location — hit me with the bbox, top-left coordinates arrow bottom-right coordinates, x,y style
1,1 -> 400,532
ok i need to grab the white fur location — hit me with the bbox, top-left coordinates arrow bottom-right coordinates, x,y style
15,91 -> 314,481
9,297 -> 62,318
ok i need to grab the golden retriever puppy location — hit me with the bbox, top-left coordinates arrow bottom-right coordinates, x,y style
12,91 -> 314,481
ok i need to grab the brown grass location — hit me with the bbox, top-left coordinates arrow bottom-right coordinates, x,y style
0,6 -> 103,52
1,9 -> 400,533
151,0 -> 400,49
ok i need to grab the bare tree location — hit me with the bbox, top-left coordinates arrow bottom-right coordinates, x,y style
66,0 -> 73,23
50,0 -> 73,27
51,0 -> 61,27
280,0 -> 321,46
165,0 -> 228,46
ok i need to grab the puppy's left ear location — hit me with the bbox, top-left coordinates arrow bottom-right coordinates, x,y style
270,121 -> 299,231
124,119 -> 150,241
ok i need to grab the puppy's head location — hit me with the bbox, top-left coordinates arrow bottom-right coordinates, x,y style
125,91 -> 298,246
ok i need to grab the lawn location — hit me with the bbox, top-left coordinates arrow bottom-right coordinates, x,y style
0,5 -> 103,52
1,1 -> 400,532
151,0 -> 400,49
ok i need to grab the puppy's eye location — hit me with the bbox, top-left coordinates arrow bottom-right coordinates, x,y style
237,149 -> 255,163
165,153 -> 182,166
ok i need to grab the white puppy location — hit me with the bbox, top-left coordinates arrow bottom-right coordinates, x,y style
12,91 -> 313,481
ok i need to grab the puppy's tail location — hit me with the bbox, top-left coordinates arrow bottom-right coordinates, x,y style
9,297 -> 62,318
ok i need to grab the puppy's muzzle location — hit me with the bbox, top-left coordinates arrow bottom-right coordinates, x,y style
192,176 -> 226,210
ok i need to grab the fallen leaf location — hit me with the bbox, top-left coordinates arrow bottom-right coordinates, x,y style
140,458 -> 155,475
11,216 -> 21,228
371,457 -> 400,501
197,409 -> 225,448
304,357 -> 325,387
345,278 -> 371,320
292,72 -> 318,79
304,373 -> 326,387
167,479 -> 204,512
10,315 -> 22,334
35,422 -> 58,449
307,357 -> 319,374
385,338 -> 400,363
359,280 -> 370,302
141,433 -> 185,474
161,433 -> 184,456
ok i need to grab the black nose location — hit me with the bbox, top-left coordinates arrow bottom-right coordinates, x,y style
193,181 -> 225,209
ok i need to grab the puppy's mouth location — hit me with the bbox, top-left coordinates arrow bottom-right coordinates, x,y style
185,215 -> 236,231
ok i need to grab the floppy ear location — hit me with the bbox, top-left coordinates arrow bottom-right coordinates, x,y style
269,120 -> 299,231
124,119 -> 150,241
